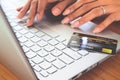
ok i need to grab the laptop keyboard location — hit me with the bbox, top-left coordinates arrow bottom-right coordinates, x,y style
1,0 -> 89,79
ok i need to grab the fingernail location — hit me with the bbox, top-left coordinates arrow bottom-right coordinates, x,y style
26,19 -> 31,26
63,9 -> 70,15
17,14 -> 22,19
61,17 -> 70,24
71,21 -> 80,28
93,27 -> 100,33
17,11 -> 24,19
37,14 -> 41,21
52,8 -> 61,16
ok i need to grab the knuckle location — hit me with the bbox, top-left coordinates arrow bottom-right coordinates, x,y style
100,23 -> 106,28
82,4 -> 92,12
91,8 -> 101,17
84,0 -> 89,2
70,5 -> 77,11
81,17 -> 88,23
32,0 -> 38,5
108,15 -> 115,22
28,0 -> 32,2
81,0 -> 89,3
68,13 -> 77,20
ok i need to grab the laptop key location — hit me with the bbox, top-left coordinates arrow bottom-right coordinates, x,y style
26,50 -> 37,59
59,54 -> 74,64
56,36 -> 66,42
29,28 -> 39,33
32,55 -> 43,64
37,40 -> 48,47
25,32 -> 34,39
39,61 -> 51,70
51,49 -> 63,57
29,60 -> 35,67
19,28 -> 29,34
30,45 -> 41,52
36,31 -> 45,37
10,22 -> 17,26
78,50 -> 89,56
42,35 -> 52,41
31,36 -> 41,43
40,70 -> 48,77
47,66 -> 57,74
52,59 -> 66,69
34,71 -> 42,79
33,65 -> 42,72
44,44 -> 55,52
37,49 -> 49,57
55,43 -> 66,50
22,45 -> 30,53
16,32 -> 22,38
18,36 -> 28,43
24,40 -> 34,47
48,39 -> 59,46
63,48 -> 82,60
45,54 -> 56,62
13,25 -> 23,31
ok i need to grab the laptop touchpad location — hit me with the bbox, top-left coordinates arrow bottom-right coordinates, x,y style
70,17 -> 97,33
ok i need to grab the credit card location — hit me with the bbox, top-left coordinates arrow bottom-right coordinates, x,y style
67,32 -> 118,55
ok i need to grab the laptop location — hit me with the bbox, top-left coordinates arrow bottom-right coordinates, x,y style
0,0 -> 120,80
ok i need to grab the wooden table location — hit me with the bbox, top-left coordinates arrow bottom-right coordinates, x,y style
0,64 -> 19,80
77,21 -> 120,80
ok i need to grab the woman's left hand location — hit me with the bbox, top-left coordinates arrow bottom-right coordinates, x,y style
62,0 -> 120,33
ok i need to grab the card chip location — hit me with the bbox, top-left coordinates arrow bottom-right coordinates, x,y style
102,48 -> 112,54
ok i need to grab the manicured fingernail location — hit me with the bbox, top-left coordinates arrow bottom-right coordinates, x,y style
93,27 -> 100,33
63,9 -> 70,15
52,8 -> 61,16
71,21 -> 80,28
61,17 -> 70,24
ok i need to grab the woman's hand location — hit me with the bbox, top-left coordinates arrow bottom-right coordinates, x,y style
62,0 -> 120,33
17,0 -> 57,26
51,0 -> 74,16
17,0 -> 73,26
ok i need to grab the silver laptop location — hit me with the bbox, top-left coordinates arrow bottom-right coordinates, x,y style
0,0 -> 120,80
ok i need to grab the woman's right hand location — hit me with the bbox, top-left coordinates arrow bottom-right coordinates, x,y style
17,0 -> 57,26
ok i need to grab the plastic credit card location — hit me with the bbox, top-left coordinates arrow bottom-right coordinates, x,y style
67,32 -> 118,55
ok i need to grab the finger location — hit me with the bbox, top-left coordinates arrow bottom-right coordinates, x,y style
61,1 -> 102,24
63,0 -> 97,15
71,6 -> 104,28
48,0 -> 58,3
37,0 -> 47,20
16,6 -> 23,12
17,0 -> 32,19
93,14 -> 117,33
52,0 -> 73,16
27,0 -> 38,26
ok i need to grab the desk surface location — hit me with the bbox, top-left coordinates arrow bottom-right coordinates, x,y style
0,64 -> 18,80
77,52 -> 120,80
77,22 -> 120,80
